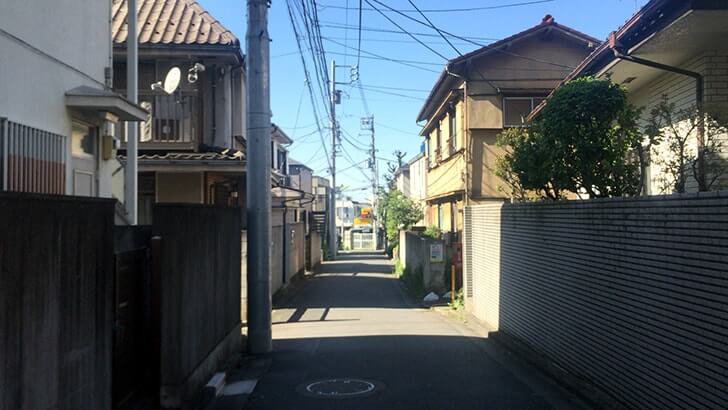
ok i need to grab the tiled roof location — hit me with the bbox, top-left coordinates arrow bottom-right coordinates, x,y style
417,15 -> 600,122
119,149 -> 245,162
112,0 -> 238,46
140,150 -> 244,161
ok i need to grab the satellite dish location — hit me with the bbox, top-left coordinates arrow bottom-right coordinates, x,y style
162,67 -> 181,94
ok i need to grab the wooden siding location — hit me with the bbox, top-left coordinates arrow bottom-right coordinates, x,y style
464,192 -> 728,409
631,51 -> 728,194
426,152 -> 465,199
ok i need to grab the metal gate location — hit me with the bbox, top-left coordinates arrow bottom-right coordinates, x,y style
352,230 -> 374,250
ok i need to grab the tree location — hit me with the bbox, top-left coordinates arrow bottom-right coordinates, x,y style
496,77 -> 644,199
377,188 -> 423,246
645,95 -> 727,193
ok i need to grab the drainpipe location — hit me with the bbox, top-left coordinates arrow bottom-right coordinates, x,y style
611,45 -> 706,191
211,66 -> 217,147
282,207 -> 288,284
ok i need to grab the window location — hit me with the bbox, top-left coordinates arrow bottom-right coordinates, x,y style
72,123 -> 95,158
503,97 -> 545,127
435,125 -> 442,161
448,106 -> 457,155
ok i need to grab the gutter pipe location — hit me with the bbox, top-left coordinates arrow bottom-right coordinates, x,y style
612,47 -> 706,190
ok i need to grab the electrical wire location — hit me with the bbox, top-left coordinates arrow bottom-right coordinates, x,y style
407,0 -> 461,55
368,0 -> 577,69
363,0 -> 449,61
357,0 -> 363,67
286,0 -> 332,170
318,0 -> 556,13
323,37 -> 441,73
320,21 -> 498,41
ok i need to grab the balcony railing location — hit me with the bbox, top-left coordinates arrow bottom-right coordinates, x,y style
119,93 -> 200,149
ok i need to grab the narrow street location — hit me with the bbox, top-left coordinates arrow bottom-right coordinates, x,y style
244,252 -> 585,410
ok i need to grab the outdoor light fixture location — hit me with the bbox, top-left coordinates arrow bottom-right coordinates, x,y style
188,62 -> 206,84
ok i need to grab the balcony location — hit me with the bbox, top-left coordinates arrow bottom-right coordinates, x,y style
119,93 -> 200,150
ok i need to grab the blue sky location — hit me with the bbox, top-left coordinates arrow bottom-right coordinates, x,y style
199,0 -> 647,200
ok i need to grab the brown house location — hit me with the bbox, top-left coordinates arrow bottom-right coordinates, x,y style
112,0 -> 246,224
417,15 -> 598,237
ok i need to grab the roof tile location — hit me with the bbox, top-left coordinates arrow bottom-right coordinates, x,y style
112,0 -> 237,46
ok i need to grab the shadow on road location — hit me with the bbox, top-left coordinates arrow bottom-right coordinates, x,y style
246,334 -> 570,410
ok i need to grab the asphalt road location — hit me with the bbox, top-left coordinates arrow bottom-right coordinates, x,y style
244,252 -> 586,410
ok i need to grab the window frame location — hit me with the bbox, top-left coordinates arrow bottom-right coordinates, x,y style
447,105 -> 457,155
502,96 -> 545,128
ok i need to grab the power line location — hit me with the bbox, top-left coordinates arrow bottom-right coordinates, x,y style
323,37 -> 441,73
367,0 -> 577,69
407,0 -> 461,55
318,0 -> 556,13
322,35 -> 475,46
357,86 -> 424,101
358,84 -> 431,92
286,0 -> 332,170
325,49 -> 442,67
320,22 -> 498,41
363,0 -> 450,61
376,122 -> 419,135
357,0 -> 363,67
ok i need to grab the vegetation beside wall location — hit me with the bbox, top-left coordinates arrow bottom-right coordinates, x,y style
496,77 -> 643,200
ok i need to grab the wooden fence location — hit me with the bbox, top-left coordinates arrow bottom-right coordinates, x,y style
0,193 -> 115,410
153,204 -> 242,408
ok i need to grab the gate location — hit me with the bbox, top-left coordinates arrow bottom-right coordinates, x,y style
113,226 -> 155,408
352,230 -> 374,250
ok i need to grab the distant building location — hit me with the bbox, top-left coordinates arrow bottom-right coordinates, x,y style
311,176 -> 330,213
407,153 -> 427,227
336,196 -> 373,250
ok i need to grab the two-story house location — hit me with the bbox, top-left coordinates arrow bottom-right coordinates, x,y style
417,15 -> 598,238
531,0 -> 728,195
112,0 -> 246,224
1,0 -> 146,205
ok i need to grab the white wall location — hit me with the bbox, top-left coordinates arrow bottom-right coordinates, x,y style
0,0 -> 114,197
630,51 -> 728,194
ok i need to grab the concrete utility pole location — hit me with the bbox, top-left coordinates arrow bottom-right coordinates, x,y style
328,60 -> 338,260
246,0 -> 272,354
125,0 -> 138,224
362,115 -> 378,250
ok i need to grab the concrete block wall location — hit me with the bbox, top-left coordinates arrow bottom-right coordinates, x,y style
401,231 -> 446,292
463,192 -> 728,409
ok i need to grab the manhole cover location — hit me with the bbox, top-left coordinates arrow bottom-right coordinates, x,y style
297,378 -> 384,399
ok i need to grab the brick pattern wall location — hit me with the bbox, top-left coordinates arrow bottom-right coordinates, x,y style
463,192 -> 728,409
705,50 -> 728,106
463,203 -> 502,330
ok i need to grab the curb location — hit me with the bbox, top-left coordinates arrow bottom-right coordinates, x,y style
205,355 -> 272,410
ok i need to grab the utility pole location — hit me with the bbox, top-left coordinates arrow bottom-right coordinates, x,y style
125,0 -> 138,224
328,60 -> 338,260
246,0 -> 272,354
361,115 -> 378,250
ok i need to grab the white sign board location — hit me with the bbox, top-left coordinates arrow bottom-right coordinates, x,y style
429,243 -> 444,263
